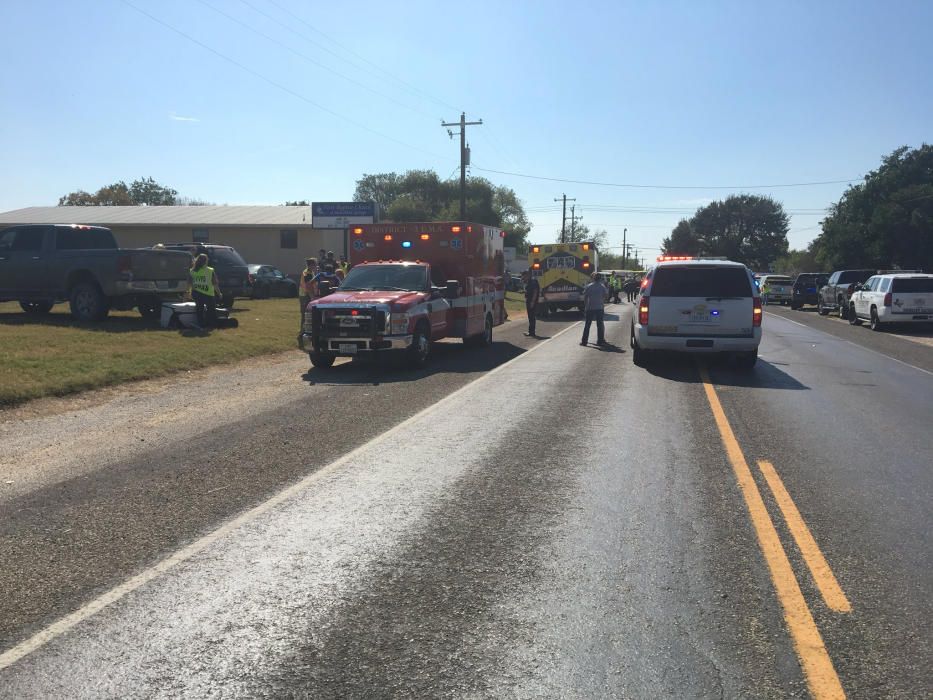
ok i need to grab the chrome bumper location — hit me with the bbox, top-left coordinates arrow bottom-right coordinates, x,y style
298,333 -> 413,353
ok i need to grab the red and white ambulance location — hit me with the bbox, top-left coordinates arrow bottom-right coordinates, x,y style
298,222 -> 506,368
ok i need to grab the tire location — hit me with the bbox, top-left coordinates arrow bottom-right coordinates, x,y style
838,299 -> 848,320
407,322 -> 431,368
309,351 -> 336,368
736,350 -> 758,370
848,304 -> 861,325
465,315 -> 493,347
222,294 -> 235,309
869,307 -> 883,331
69,282 -> 110,321
790,303 -> 801,310
287,285 -> 298,298
631,326 -> 648,366
549,303 -> 558,315
19,300 -> 53,315
138,300 -> 160,319
818,299 -> 829,316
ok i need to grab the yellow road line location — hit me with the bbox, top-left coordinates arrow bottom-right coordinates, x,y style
757,460 -> 852,613
699,366 -> 846,700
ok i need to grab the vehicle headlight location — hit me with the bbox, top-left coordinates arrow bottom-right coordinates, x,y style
388,312 -> 409,335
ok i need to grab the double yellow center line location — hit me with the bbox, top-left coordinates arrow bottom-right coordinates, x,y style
699,366 -> 849,700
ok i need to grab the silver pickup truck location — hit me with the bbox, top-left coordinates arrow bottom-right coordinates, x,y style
0,224 -> 192,320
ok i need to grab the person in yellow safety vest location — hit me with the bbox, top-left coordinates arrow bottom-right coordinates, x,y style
299,257 -> 318,327
338,254 -> 350,276
189,253 -> 221,328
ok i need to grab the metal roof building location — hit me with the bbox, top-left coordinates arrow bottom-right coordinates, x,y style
0,206 -> 342,276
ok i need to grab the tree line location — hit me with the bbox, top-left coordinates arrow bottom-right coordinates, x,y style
662,145 -> 932,275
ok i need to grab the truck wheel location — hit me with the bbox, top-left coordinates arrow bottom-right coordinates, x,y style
407,323 -> 431,368
19,301 -> 53,315
309,351 -> 336,368
848,304 -> 861,325
138,300 -> 160,319
70,282 -> 110,321
466,315 -> 493,347
817,299 -> 828,315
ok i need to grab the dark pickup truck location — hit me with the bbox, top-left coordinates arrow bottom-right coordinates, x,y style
0,224 -> 192,321
818,269 -> 875,319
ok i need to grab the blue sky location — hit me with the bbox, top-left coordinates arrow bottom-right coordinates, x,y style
2,0 -> 931,259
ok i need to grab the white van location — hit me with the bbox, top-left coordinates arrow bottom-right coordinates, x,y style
631,259 -> 762,368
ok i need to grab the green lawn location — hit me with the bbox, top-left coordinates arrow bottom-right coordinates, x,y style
0,298 -> 301,407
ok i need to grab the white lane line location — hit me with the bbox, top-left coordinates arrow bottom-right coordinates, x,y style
765,312 -> 933,377
0,320 -> 583,672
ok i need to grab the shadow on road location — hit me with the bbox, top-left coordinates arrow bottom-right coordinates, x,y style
301,339 -> 527,386
638,354 -> 810,390
0,311 -> 161,333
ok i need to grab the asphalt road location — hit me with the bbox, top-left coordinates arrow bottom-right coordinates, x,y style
1,304 -> 930,698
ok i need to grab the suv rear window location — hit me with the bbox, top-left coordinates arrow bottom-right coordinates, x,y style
892,278 -> 933,293
209,248 -> 247,266
650,267 -> 752,297
55,227 -> 116,250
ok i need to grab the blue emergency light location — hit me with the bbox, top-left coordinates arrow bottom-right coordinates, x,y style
401,241 -> 412,248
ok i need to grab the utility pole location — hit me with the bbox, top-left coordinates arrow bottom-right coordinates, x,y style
442,112 -> 482,220
554,193 -> 576,243
569,205 -> 577,241
622,228 -> 628,267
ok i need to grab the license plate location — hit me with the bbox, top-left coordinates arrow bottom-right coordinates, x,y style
339,317 -> 359,327
338,343 -> 358,354
690,312 -> 710,322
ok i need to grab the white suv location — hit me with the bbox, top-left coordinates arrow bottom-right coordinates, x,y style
848,273 -> 933,330
630,259 -> 762,368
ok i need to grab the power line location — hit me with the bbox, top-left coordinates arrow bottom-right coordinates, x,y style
120,0 -> 447,160
473,165 -> 861,190
261,0 -> 461,114
196,0 -> 437,121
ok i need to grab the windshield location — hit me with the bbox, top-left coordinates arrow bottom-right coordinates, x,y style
650,267 -> 752,297
892,278 -> 933,293
341,264 -> 428,291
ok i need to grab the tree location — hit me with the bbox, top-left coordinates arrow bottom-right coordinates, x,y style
354,169 -> 532,249
662,219 -> 702,256
815,145 -> 933,271
59,177 -> 178,206
773,242 -> 825,276
128,177 -> 177,205
663,196 -> 789,269
284,200 -> 309,206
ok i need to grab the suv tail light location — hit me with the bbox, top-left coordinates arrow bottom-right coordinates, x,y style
883,292 -> 892,307
753,297 -> 762,327
638,297 -> 649,325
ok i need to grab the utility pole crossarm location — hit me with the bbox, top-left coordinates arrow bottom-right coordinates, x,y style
442,112 -> 483,220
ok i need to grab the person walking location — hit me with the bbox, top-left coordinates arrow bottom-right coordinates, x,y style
299,257 -> 318,327
523,270 -> 540,337
580,271 -> 608,346
189,253 -> 221,328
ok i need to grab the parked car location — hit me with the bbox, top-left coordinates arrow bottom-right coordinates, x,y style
790,273 -> 829,309
247,264 -> 298,298
630,259 -> 761,368
0,224 -> 191,320
758,275 -> 794,305
818,269 -> 874,319
848,273 -> 933,330
508,274 -> 524,293
161,243 -> 250,308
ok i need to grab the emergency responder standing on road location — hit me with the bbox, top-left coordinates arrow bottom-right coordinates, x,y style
299,257 -> 318,327
523,269 -> 540,337
190,253 -> 221,329
580,271 -> 608,346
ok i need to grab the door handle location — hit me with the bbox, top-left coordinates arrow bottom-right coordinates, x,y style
32,256 -> 42,260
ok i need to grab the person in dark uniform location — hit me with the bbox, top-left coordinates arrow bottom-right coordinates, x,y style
523,270 -> 540,337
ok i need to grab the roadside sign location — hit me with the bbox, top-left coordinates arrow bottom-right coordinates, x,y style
312,202 -> 377,229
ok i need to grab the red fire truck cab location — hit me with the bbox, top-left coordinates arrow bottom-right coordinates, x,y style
299,222 -> 506,368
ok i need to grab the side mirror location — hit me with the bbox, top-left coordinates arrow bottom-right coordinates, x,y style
443,280 -> 460,299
